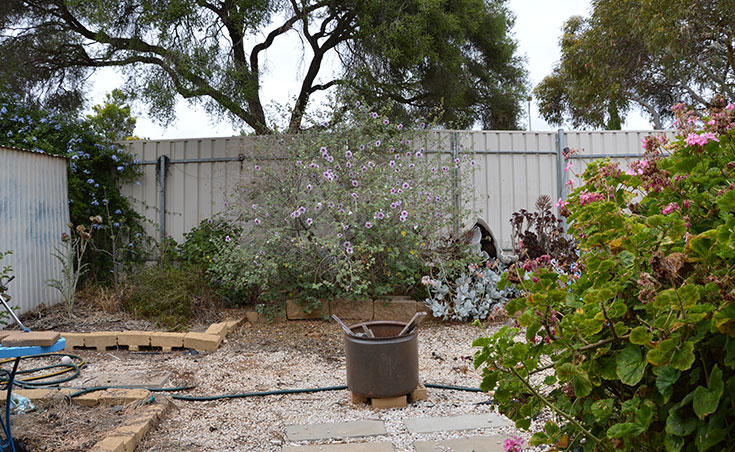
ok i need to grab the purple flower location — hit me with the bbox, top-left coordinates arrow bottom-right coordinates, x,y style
371,112 -> 378,118
309,162 -> 318,168
346,247 -> 354,254
454,158 -> 460,164
306,218 -> 313,226
345,150 -> 353,159
316,202 -> 323,210
397,189 -> 403,194
320,146 -> 327,154
402,182 -> 409,189
225,235 -> 232,242
306,184 -> 313,191
397,124 -> 403,130
351,193 -> 358,199
355,101 -> 361,107
254,165 -> 261,170
375,211 -> 385,220
344,241 -> 351,248
360,144 -> 365,151
470,160 -> 476,166
431,167 -> 437,173
390,202 -> 398,209
328,202 -> 335,208
361,165 -> 368,172
389,160 -> 396,167
401,210 -> 408,218
375,140 -> 381,147
352,180 -> 359,187
406,152 -> 412,157
442,166 -> 449,172
298,206 -> 306,214
391,188 -> 397,194
368,161 -> 375,168
365,222 -> 373,229
408,163 -> 415,169
345,162 -> 352,168
254,218 -> 261,225
383,118 -> 389,125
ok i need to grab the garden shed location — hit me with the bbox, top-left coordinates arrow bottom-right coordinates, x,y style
0,146 -> 68,316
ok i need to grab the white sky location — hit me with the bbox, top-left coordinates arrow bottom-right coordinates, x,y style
87,0 -> 653,140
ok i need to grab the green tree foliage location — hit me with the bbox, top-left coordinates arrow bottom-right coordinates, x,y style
0,0 -> 528,133
86,89 -> 138,142
0,90 -> 144,283
534,0 -> 735,130
474,97 -> 735,451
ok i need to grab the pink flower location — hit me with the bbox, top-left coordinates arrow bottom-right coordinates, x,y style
554,197 -> 568,208
365,222 -> 372,229
685,132 -> 720,147
727,103 -> 735,111
504,435 -> 524,452
566,179 -> 575,188
662,202 -> 680,215
580,190 -> 605,206
564,160 -> 572,172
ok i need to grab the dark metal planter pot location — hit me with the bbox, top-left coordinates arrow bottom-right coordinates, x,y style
344,320 -> 419,398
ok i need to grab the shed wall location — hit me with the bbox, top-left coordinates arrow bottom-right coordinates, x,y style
0,147 -> 68,315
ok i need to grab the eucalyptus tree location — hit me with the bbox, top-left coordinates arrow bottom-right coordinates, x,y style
535,0 -> 735,130
0,0 -> 528,133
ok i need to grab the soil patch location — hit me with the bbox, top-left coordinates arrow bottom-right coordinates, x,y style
12,396 -> 132,452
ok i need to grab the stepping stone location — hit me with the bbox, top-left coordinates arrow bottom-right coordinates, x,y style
285,420 -> 386,441
282,442 -> 394,451
414,435 -> 508,452
404,413 -> 506,434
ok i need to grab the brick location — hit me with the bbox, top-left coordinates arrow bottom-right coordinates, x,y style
351,392 -> 368,404
116,332 -> 151,351
61,332 -> 86,349
74,391 -> 101,407
90,436 -> 127,452
116,422 -> 150,443
183,332 -> 221,351
99,388 -> 150,405
371,395 -> 407,409
149,332 -> 184,351
286,299 -> 328,320
223,319 -> 243,333
410,383 -> 427,401
330,298 -> 373,321
373,297 -> 417,321
14,389 -> 53,402
416,300 -> 432,315
205,322 -> 228,338
1,331 -> 61,347
245,309 -> 286,323
84,332 -> 118,351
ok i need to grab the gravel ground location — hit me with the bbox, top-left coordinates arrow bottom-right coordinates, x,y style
21,318 -> 548,451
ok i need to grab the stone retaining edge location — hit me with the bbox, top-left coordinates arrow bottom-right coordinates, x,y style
60,319 -> 243,353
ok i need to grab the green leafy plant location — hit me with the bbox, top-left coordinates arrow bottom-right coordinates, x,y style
208,102 -> 474,313
123,262 -> 222,331
47,224 -> 91,315
474,96 -> 735,452
0,250 -> 17,326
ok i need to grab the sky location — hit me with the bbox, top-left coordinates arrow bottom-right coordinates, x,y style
87,0 -> 653,140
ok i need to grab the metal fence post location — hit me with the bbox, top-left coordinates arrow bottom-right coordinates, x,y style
157,155 -> 169,243
555,128 -> 566,203
451,131 -> 460,236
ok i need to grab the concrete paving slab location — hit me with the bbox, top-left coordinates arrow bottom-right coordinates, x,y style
404,413 -> 507,434
282,442 -> 394,452
414,435 -> 508,452
285,420 -> 387,441
83,370 -> 171,389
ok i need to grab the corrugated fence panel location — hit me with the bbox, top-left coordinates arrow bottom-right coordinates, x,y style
453,131 -> 557,250
0,147 -> 68,315
120,130 -> 669,248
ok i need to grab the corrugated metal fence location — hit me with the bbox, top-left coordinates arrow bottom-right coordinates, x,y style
0,147 -> 68,315
120,129 -> 673,250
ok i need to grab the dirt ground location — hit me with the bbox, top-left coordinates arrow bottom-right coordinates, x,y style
3,300 -> 510,452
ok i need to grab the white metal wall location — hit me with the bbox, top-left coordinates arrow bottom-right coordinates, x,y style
120,130 -> 671,249
0,147 -> 69,315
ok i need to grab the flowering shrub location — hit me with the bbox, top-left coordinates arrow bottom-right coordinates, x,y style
1,90 -> 145,282
474,96 -> 735,452
208,103 -> 472,307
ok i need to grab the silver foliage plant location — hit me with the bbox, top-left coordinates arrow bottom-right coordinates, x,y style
422,226 -> 518,321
